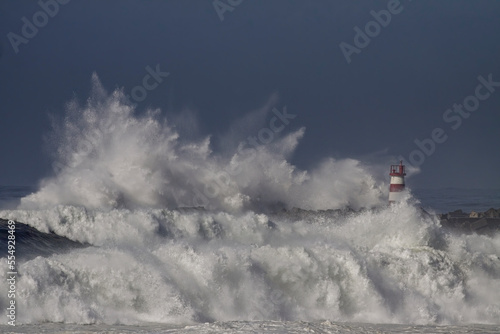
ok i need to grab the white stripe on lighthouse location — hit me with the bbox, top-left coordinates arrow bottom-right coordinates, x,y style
390,176 -> 404,185
389,190 -> 405,202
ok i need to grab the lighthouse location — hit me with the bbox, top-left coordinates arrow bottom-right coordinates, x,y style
389,161 -> 406,203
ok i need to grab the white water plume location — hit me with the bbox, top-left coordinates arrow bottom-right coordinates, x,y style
20,74 -> 387,212
1,75 -> 499,327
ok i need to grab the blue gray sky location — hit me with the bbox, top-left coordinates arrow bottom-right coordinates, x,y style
1,0 -> 499,189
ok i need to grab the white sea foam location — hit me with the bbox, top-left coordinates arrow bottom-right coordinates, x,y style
1,203 -> 500,325
1,76 -> 499,326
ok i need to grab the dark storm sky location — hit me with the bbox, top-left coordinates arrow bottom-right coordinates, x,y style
1,0 -> 499,189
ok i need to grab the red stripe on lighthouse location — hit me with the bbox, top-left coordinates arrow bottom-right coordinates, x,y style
390,184 -> 405,192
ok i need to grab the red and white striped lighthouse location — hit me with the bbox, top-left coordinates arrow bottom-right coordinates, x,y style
389,161 -> 406,203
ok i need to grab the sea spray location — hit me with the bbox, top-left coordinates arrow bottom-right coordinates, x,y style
1,203 -> 500,324
20,75 -> 386,212
2,75 -> 500,326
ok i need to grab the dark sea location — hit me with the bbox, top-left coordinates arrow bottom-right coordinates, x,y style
412,187 -> 500,214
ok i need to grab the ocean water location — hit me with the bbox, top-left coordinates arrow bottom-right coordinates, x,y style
0,78 -> 499,333
1,192 -> 499,333
412,188 -> 500,214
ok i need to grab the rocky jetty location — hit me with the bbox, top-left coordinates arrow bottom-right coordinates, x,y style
439,208 -> 500,234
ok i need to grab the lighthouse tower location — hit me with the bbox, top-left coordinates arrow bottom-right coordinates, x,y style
389,161 -> 406,203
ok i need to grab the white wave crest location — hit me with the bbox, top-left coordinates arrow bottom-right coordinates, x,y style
20,74 -> 386,212
1,203 -> 499,325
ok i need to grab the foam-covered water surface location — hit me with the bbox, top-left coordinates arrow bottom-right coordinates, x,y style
1,321 -> 500,334
1,202 -> 500,326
